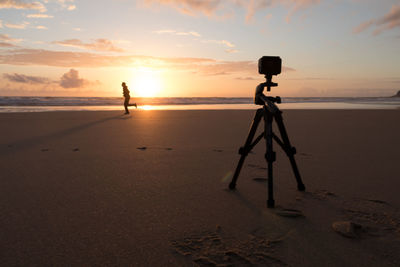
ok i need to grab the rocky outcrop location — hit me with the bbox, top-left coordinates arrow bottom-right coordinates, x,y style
391,90 -> 400,97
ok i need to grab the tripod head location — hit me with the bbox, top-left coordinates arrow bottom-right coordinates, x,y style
254,75 -> 281,107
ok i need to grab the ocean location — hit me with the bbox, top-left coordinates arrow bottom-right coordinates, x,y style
0,96 -> 399,112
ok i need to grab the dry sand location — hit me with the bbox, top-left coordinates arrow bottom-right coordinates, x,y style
0,109 -> 399,266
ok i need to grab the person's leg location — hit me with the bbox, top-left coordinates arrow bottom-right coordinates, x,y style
127,98 -> 137,108
124,97 -> 130,114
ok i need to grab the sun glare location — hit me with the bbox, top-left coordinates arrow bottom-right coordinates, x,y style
131,67 -> 162,97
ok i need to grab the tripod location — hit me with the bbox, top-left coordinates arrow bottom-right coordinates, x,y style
229,76 -> 305,208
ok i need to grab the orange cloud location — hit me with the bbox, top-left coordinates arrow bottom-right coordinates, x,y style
354,4 -> 400,35
0,34 -> 18,42
57,0 -> 76,11
143,0 -> 320,22
196,60 -> 295,76
242,0 -> 321,23
0,48 -> 215,67
225,48 -> 239,53
0,34 -> 20,47
235,76 -> 256,80
143,0 -> 222,16
26,13 -> 54,18
0,48 -> 295,76
4,22 -> 29,29
0,0 -> 46,12
53,39 -> 125,52
153,29 -> 201,37
0,42 -> 16,47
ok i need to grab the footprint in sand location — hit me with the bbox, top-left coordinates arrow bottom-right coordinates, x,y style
248,164 -> 267,170
366,199 -> 388,205
275,208 -> 304,218
336,198 -> 400,239
137,146 -> 173,151
72,148 -> 80,152
303,190 -> 336,201
171,227 -> 286,266
253,177 -> 268,183
332,221 -> 365,238
41,148 -> 49,152
212,149 -> 223,152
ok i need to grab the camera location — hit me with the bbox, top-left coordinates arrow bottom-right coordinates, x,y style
258,56 -> 281,76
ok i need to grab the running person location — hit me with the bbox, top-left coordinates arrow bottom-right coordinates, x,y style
122,82 -> 137,114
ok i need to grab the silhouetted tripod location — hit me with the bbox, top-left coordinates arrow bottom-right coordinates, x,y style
229,74 -> 305,208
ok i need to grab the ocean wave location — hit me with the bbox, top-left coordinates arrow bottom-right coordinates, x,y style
0,96 -> 399,107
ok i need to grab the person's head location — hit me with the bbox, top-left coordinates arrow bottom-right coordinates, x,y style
122,82 -> 127,88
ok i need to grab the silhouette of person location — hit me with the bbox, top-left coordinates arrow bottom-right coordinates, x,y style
122,82 -> 137,114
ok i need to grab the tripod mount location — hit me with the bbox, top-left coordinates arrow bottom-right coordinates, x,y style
229,75 -> 305,208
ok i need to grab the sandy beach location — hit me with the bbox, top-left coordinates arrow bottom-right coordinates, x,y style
0,109 -> 399,266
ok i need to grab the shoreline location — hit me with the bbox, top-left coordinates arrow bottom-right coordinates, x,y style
1,101 -> 400,113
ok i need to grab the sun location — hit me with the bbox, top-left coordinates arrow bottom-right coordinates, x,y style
130,67 -> 162,97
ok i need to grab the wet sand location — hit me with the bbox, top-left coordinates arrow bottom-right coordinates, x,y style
0,109 -> 399,266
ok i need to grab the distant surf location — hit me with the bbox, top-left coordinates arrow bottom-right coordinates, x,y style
0,96 -> 399,112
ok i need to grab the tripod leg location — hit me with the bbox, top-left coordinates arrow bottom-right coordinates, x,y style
264,108 -> 275,208
229,109 -> 263,190
274,112 -> 305,191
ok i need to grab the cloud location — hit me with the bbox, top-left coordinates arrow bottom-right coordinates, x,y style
3,73 -> 52,84
0,48 -> 215,68
195,60 -> 256,76
220,40 -> 235,47
5,22 -> 29,29
352,20 -> 374,34
143,0 -> 321,22
240,0 -> 272,22
0,0 -> 46,12
26,13 -> 54,18
53,39 -> 125,52
235,76 -> 256,80
284,66 -> 295,72
59,69 -> 88,88
153,29 -> 237,52
57,0 -> 76,11
153,29 -> 201,37
196,60 -> 297,75
0,42 -> 17,47
284,0 -> 320,23
0,48 -> 295,76
240,0 -> 321,23
0,34 -> 21,47
143,0 -> 222,16
225,48 -> 238,53
35,25 -> 47,30
354,4 -> 400,35
3,69 -> 97,90
202,39 -> 235,48
0,34 -> 18,42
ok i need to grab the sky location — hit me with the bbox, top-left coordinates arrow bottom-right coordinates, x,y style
0,0 -> 399,97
